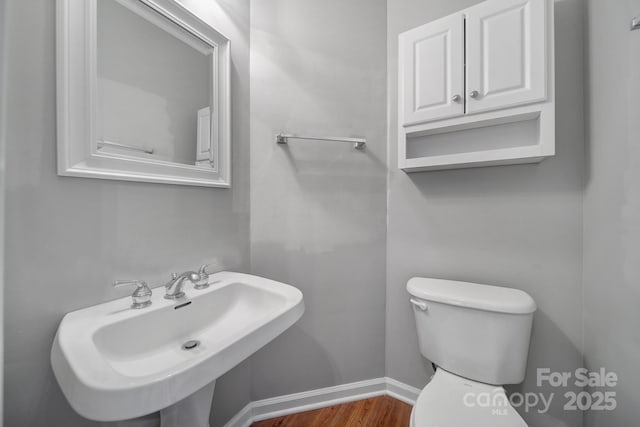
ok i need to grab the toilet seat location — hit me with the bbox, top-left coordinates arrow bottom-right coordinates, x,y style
410,368 -> 528,427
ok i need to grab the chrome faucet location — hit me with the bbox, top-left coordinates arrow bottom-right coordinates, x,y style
164,271 -> 201,300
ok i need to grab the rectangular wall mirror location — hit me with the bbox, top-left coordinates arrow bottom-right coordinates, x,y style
57,0 -> 231,187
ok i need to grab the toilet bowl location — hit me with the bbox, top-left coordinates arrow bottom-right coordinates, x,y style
407,277 -> 536,427
409,369 -> 527,427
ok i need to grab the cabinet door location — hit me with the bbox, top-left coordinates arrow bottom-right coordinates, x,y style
400,14 -> 464,126
465,0 -> 547,114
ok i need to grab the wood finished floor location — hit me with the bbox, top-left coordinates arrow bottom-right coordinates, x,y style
250,396 -> 412,427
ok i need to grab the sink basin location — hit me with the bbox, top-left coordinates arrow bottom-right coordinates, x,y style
51,272 -> 304,422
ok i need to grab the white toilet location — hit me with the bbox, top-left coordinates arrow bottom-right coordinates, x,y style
407,277 -> 536,427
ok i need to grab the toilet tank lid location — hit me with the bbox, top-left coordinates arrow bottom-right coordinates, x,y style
407,277 -> 536,314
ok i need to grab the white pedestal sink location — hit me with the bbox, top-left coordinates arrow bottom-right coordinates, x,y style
51,272 -> 304,425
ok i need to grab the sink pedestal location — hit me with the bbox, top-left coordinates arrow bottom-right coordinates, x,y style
160,381 -> 216,427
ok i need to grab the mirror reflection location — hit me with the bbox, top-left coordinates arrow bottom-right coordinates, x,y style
96,0 -> 214,168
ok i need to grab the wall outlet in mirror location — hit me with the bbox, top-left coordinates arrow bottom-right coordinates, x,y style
56,0 -> 231,187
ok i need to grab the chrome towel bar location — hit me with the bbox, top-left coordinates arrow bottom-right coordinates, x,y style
276,133 -> 366,150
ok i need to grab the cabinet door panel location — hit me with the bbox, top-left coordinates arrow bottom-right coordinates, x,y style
400,14 -> 464,125
466,0 -> 547,114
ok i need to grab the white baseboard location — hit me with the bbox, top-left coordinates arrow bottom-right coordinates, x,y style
385,377 -> 422,405
223,377 -> 421,427
223,404 -> 253,427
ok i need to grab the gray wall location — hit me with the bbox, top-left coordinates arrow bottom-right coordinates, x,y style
2,0 -> 251,426
0,0 -> 6,423
386,1 -> 585,427
583,0 -> 640,425
248,0 -> 388,399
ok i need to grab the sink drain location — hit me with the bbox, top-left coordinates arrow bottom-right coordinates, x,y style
182,340 -> 200,351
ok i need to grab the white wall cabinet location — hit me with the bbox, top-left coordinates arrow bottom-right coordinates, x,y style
398,0 -> 554,172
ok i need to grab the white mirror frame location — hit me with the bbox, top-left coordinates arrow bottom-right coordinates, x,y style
56,0 -> 231,188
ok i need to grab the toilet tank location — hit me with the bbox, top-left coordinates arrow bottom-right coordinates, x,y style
407,278 -> 536,385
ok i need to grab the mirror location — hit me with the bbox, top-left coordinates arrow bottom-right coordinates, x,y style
97,0 -> 214,168
56,0 -> 231,187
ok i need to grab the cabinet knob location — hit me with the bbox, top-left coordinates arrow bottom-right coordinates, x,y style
469,90 -> 480,99
451,94 -> 461,103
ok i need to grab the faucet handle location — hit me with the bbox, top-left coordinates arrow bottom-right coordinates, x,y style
113,280 -> 152,309
194,264 -> 210,290
114,279 -> 146,288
